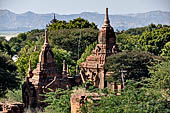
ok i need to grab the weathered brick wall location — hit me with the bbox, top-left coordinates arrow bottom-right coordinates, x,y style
0,102 -> 24,113
70,90 -> 106,113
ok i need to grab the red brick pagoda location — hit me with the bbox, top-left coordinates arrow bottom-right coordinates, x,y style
80,8 -> 118,89
22,29 -> 75,108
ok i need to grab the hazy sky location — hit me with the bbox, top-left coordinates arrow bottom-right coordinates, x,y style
0,0 -> 170,14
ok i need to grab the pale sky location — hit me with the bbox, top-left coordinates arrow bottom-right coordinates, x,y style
0,0 -> 170,14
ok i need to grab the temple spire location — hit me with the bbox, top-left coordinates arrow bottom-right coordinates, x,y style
44,29 -> 49,44
54,13 -> 56,20
28,59 -> 33,77
104,8 -> 110,26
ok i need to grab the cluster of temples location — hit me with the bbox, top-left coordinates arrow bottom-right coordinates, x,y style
22,8 -> 120,110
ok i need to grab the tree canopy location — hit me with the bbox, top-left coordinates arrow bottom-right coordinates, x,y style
48,17 -> 98,31
105,51 -> 162,83
81,81 -> 170,113
0,52 -> 20,97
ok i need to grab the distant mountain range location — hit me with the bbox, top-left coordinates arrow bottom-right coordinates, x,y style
0,9 -> 170,32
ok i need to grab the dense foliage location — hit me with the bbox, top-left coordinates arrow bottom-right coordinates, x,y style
117,24 -> 170,55
161,41 -> 170,59
48,17 -> 97,30
81,81 -> 170,113
77,41 -> 97,65
49,28 -> 98,60
43,88 -> 71,113
105,51 -> 161,83
0,37 -> 13,56
138,27 -> 170,55
0,52 -> 20,96
149,60 -> 170,96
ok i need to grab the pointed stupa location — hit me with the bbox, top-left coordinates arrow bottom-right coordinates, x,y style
38,29 -> 55,64
103,8 -> 110,27
54,13 -> 56,20
44,29 -> 49,44
28,60 -> 33,77
98,8 -> 116,46
50,13 -> 57,23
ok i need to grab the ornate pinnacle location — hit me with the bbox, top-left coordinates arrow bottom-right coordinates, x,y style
44,29 -> 49,44
104,8 -> 110,26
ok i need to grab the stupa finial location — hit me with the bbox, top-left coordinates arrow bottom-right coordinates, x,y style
44,29 -> 48,44
104,8 -> 110,26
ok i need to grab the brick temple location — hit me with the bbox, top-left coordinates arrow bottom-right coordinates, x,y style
22,8 -> 119,110
22,29 -> 80,108
80,8 -> 119,89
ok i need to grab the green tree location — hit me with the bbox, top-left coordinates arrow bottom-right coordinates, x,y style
161,41 -> 170,59
0,38 -> 12,56
0,52 -> 20,97
116,33 -> 140,50
48,20 -> 68,31
138,27 -> 170,55
77,41 -> 97,65
49,28 -> 98,60
69,17 -> 97,29
105,51 -> 161,83
52,47 -> 76,75
48,17 -> 97,31
81,81 -> 170,113
8,33 -> 27,56
5,89 -> 22,102
43,88 -> 71,113
16,44 -> 75,79
149,60 -> 170,96
16,45 -> 40,80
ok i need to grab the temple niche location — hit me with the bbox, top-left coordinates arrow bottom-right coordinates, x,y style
80,8 -> 119,89
22,29 -> 80,109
